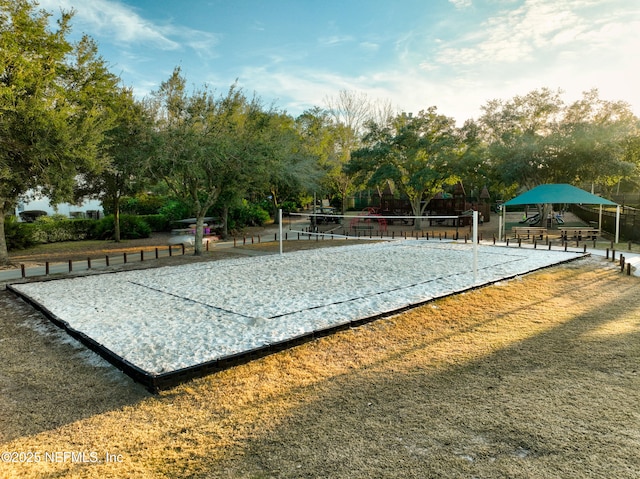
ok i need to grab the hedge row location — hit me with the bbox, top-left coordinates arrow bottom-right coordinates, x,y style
5,214 -> 169,251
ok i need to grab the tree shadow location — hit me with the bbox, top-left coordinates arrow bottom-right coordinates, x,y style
0,290 -> 149,443
207,267 -> 640,478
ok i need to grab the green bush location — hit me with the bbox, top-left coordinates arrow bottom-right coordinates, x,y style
158,200 -> 192,223
279,200 -> 300,214
92,215 -> 152,240
230,200 -> 270,227
4,216 -> 36,250
31,216 -> 95,243
139,214 -> 171,232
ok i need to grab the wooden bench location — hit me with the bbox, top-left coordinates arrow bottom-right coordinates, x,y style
559,228 -> 599,241
512,226 -> 547,240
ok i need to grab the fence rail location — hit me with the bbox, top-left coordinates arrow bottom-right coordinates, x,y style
572,204 -> 640,242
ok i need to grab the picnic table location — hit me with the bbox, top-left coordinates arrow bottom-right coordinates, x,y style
512,226 -> 547,240
559,227 -> 599,241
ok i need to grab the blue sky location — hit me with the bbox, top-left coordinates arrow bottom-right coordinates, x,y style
38,0 -> 640,123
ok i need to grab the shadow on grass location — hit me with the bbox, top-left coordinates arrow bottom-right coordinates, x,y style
1,258 -> 638,478
0,290 -> 149,443
206,264 -> 640,478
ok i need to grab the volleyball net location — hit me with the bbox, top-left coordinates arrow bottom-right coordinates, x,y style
282,210 -> 478,241
277,209 -> 480,281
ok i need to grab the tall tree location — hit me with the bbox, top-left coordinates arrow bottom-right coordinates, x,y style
479,88 -> 564,190
480,88 -> 639,198
348,108 -> 461,228
552,89 -> 638,190
149,68 -> 265,254
324,90 -> 395,212
0,0 -> 120,264
260,111 -> 323,222
75,88 -> 152,241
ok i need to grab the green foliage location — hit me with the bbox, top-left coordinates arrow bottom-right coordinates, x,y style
30,216 -> 95,243
349,108 -> 461,223
92,215 -> 151,240
0,0 -> 122,263
479,88 -> 639,192
118,194 -> 166,215
230,200 -> 270,228
4,216 -> 36,250
139,214 -> 171,232
279,200 -> 300,213
158,199 -> 192,222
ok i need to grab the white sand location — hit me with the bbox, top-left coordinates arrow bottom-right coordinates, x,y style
12,241 -> 583,375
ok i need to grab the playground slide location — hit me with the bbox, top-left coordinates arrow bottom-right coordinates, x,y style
519,213 -> 541,225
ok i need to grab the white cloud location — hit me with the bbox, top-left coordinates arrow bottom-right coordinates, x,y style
318,35 -> 355,46
449,0 -> 473,9
359,41 -> 380,52
38,0 -> 220,55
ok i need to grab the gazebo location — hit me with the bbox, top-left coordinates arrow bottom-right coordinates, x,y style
500,184 -> 620,242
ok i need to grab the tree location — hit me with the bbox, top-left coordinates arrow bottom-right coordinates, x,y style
259,111 -> 323,222
455,119 -> 492,201
348,108 -> 461,228
75,88 -> 152,241
324,90 -> 395,212
552,89 -> 638,191
0,0 -> 120,264
149,68 -> 266,254
479,88 -> 564,191
479,88 -> 640,203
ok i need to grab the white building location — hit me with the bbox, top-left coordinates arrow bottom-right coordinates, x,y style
16,190 -> 103,221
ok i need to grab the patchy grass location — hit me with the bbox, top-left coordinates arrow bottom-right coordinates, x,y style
1,252 -> 639,478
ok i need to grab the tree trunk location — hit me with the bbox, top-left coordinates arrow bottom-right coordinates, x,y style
410,197 -> 423,229
0,206 -> 9,265
113,197 -> 121,242
222,206 -> 229,239
271,190 -> 280,225
194,214 -> 205,256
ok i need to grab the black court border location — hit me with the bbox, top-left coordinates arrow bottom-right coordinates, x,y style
7,250 -> 587,393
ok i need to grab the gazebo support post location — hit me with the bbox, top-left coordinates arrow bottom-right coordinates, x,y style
615,205 -> 620,244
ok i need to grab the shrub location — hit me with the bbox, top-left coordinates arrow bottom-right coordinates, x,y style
4,216 -> 36,250
92,215 -> 151,240
31,216 -> 95,243
230,200 -> 270,227
139,214 -> 171,232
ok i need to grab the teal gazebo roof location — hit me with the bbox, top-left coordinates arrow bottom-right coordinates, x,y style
503,184 -> 617,206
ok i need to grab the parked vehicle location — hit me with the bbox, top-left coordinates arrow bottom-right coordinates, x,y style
314,206 -> 341,224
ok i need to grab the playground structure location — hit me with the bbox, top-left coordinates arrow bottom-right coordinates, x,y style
372,181 -> 491,226
348,207 -> 388,234
519,211 -> 566,227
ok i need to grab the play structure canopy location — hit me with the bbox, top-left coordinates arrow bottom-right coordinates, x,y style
503,183 -> 617,207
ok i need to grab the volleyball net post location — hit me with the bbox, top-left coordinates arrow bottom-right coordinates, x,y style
279,208 -> 283,255
473,210 -> 478,283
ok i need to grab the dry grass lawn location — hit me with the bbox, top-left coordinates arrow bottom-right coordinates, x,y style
1,244 -> 639,478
